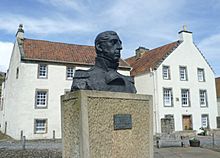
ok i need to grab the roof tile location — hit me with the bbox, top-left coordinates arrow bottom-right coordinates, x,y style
126,41 -> 181,76
23,38 -> 129,68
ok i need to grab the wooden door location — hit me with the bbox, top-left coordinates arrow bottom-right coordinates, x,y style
182,115 -> 192,130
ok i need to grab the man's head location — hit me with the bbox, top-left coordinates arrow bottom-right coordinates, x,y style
95,31 -> 122,63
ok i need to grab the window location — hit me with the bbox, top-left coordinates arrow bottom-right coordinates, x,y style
162,66 -> 170,80
66,67 -> 75,80
179,66 -> 187,81
35,90 -> 48,108
38,64 -> 47,78
200,90 -> 208,107
201,114 -> 209,128
0,97 -> 3,111
198,68 -> 205,82
34,119 -> 47,134
181,89 -> 190,107
163,88 -> 173,107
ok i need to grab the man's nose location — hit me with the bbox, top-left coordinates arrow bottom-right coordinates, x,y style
117,42 -> 122,50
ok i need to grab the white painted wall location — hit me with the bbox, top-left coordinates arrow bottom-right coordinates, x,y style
0,38 -> 131,139
0,39 -> 22,138
135,31 -> 218,133
134,72 -> 158,132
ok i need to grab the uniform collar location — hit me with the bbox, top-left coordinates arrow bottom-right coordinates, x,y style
95,57 -> 119,71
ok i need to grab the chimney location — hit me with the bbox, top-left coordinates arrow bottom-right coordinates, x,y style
16,24 -> 24,40
178,25 -> 193,43
135,46 -> 149,58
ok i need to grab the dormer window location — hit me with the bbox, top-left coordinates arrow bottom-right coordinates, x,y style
38,64 -> 47,79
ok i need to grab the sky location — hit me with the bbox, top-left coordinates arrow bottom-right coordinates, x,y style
0,0 -> 220,77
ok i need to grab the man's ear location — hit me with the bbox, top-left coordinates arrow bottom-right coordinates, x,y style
96,43 -> 102,52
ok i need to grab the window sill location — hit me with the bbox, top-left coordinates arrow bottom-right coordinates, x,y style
35,131 -> 47,134
35,106 -> 48,109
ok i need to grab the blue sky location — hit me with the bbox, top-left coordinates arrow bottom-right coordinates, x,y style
0,0 -> 220,77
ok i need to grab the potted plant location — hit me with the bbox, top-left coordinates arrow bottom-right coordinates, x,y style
189,137 -> 200,147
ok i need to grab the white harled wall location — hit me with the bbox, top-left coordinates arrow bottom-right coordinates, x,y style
0,38 -> 131,139
135,31 -> 218,133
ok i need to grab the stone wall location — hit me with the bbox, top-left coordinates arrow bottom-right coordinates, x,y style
61,90 -> 153,158
161,115 -> 175,134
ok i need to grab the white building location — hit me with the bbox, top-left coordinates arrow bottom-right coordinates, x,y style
216,77 -> 220,116
0,25 -> 131,139
126,28 -> 218,133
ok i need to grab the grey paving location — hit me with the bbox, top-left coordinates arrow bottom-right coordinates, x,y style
0,138 -> 220,157
154,147 -> 220,158
0,139 -> 62,150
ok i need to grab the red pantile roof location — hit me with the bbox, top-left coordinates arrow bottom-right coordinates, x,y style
216,77 -> 220,97
126,41 -> 181,76
22,38 -> 130,68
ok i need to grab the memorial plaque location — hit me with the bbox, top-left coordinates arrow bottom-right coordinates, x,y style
114,114 -> 132,130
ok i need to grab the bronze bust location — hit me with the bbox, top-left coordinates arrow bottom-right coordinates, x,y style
71,31 -> 136,93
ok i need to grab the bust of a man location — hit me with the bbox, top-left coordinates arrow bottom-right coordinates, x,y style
71,31 -> 136,93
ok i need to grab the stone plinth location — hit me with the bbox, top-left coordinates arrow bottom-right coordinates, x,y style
61,90 -> 153,158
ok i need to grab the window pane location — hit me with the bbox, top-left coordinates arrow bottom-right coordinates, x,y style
201,115 -> 208,128
198,68 -> 205,81
180,67 -> 187,81
35,119 -> 47,133
66,67 -> 74,79
181,89 -> 190,107
163,66 -> 170,80
39,65 -> 47,78
200,90 -> 207,107
36,91 -> 47,108
163,88 -> 172,106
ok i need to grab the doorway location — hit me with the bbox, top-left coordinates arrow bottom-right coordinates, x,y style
182,115 -> 192,130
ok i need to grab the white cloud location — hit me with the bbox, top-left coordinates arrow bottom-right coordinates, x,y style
0,14 -> 96,35
0,41 -> 14,72
0,0 -> 219,75
198,34 -> 220,75
36,0 -> 89,14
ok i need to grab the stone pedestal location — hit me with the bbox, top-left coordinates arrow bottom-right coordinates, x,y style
61,90 -> 153,158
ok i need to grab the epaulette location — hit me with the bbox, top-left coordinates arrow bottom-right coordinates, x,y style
73,70 -> 90,79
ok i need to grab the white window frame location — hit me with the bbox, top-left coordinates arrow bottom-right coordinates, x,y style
34,119 -> 47,134
38,64 -> 48,79
163,88 -> 173,107
179,66 -> 188,81
66,67 -> 75,80
201,114 -> 209,128
198,68 -> 205,82
35,90 -> 48,108
200,90 -> 208,107
181,89 -> 190,107
162,65 -> 170,80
